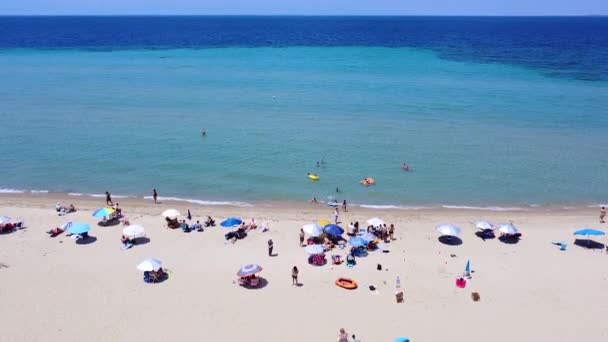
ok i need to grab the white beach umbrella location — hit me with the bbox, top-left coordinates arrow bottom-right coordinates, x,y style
498,223 -> 518,235
123,225 -> 145,237
475,221 -> 493,230
359,232 -> 377,242
436,224 -> 461,236
304,244 -> 325,255
137,258 -> 162,272
162,209 -> 180,219
367,217 -> 385,227
0,216 -> 11,224
303,223 -> 323,237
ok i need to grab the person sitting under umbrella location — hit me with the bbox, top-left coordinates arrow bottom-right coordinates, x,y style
346,253 -> 356,267
121,235 -> 134,249
180,220 -> 190,232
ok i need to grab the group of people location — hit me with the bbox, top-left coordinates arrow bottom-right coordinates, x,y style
166,216 -> 216,232
1,220 -> 24,233
55,203 -> 76,216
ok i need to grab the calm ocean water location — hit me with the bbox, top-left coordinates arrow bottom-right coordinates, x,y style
1,16 -> 607,207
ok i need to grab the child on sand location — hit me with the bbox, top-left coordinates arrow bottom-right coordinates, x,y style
292,266 -> 299,285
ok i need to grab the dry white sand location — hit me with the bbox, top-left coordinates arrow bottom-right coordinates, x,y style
1,193 -> 607,342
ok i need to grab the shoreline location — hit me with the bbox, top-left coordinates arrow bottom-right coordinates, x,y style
0,191 -> 602,216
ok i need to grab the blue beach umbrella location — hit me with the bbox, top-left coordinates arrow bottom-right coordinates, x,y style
349,236 -> 367,247
465,260 -> 471,275
574,228 -> 605,236
221,217 -> 242,228
92,207 -> 115,218
68,223 -> 90,235
394,338 -> 410,342
323,224 -> 344,236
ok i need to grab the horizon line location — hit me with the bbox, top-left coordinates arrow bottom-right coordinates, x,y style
0,14 -> 606,17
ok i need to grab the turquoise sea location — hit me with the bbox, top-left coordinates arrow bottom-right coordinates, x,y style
1,17 -> 607,207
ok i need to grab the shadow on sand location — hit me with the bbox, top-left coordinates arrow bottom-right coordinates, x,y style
574,239 -> 605,250
438,236 -> 463,246
241,277 -> 269,290
76,236 -> 97,245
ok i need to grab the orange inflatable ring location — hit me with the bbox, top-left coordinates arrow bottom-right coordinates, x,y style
335,277 -> 358,289
360,177 -> 375,186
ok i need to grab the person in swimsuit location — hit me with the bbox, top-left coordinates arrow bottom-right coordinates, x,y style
268,239 -> 274,256
299,228 -> 305,247
601,206 -> 606,224
342,200 -> 348,212
389,224 -> 395,240
292,266 -> 299,285
105,191 -> 113,206
153,189 -> 158,204
337,328 -> 349,342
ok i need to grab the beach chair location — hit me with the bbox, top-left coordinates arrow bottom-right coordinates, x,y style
456,278 -> 467,288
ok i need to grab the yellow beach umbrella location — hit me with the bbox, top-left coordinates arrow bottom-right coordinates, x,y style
317,218 -> 330,227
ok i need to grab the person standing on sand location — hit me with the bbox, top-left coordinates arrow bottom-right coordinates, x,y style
153,189 -> 158,204
105,191 -> 113,206
292,266 -> 299,285
601,206 -> 606,224
337,328 -> 349,342
342,200 -> 348,212
333,207 -> 339,224
268,239 -> 274,256
299,228 -> 305,247
389,224 -> 395,240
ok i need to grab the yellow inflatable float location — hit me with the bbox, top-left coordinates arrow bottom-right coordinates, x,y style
360,177 -> 375,186
307,173 -> 320,181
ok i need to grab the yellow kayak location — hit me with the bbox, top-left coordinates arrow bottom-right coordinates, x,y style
307,173 -> 320,181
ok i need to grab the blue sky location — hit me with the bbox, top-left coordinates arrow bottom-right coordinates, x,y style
0,0 -> 606,15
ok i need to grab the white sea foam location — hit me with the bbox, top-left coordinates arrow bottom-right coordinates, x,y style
357,204 -> 433,210
143,196 -> 253,207
0,188 -> 25,194
30,190 -> 49,194
68,192 -> 83,196
441,205 -> 527,211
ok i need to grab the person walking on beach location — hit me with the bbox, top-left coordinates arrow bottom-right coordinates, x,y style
268,239 -> 274,256
389,224 -> 395,240
105,191 -> 113,206
333,207 -> 339,224
299,228 -> 305,247
601,206 -> 606,224
152,189 -> 158,204
292,266 -> 299,285
337,328 -> 349,342
342,200 -> 348,212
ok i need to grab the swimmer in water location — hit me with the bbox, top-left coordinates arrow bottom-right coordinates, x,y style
201,129 -> 206,137
402,163 -> 409,171
336,187 -> 340,193
316,161 -> 320,167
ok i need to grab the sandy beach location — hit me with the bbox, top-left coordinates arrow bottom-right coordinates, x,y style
1,193 -> 607,342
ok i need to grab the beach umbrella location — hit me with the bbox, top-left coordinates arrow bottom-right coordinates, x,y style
573,228 -> 605,237
436,224 -> 461,236
221,217 -> 242,228
187,209 -> 192,220
304,245 -> 325,255
162,209 -> 180,219
349,236 -> 367,247
323,224 -> 344,236
92,207 -> 115,218
236,264 -> 263,277
303,223 -> 323,237
475,221 -> 493,230
465,260 -> 471,274
137,258 -> 162,272
68,223 -> 90,235
367,217 -> 384,227
359,232 -> 377,242
0,216 -> 11,224
123,225 -> 145,237
394,338 -> 410,342
317,218 -> 330,227
498,223 -> 519,235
